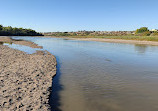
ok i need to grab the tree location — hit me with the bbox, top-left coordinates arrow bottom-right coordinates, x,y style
0,25 -> 2,30
0,25 -> 43,36
135,27 -> 149,34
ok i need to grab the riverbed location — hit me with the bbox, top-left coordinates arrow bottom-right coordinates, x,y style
7,36 -> 158,111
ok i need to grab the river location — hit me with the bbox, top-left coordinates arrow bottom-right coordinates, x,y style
6,37 -> 158,111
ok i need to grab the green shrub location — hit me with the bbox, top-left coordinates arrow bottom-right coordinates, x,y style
135,27 -> 149,34
136,31 -> 151,36
0,25 -> 43,36
150,32 -> 158,36
0,25 -> 2,30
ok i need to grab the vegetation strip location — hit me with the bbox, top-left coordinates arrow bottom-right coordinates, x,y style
44,27 -> 158,42
0,25 -> 43,36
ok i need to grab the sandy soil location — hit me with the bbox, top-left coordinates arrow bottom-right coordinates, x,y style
45,36 -> 158,46
0,45 -> 56,111
0,36 -> 42,48
71,38 -> 158,46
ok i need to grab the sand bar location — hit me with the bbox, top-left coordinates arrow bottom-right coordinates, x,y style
0,44 -> 56,110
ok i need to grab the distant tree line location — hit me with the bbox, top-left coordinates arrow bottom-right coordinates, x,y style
44,31 -> 134,36
44,27 -> 158,37
0,25 -> 43,36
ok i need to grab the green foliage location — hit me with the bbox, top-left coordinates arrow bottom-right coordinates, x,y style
135,27 -> 149,34
136,31 -> 151,36
0,25 -> 43,36
150,32 -> 158,36
0,25 -> 2,30
72,33 -> 77,36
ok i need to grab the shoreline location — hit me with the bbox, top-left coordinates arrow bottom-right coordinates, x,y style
0,36 -> 43,48
2,36 -> 158,46
45,36 -> 158,46
0,40 -> 57,110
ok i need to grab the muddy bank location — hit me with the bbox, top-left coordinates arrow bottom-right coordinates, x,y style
0,45 -> 56,110
0,36 -> 42,48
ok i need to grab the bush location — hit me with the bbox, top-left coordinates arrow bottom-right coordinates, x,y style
0,25 -> 2,30
136,31 -> 151,36
135,27 -> 149,34
150,32 -> 158,36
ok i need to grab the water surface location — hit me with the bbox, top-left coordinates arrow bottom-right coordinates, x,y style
9,37 -> 158,111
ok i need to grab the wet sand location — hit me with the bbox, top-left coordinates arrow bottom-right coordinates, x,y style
0,43 -> 56,110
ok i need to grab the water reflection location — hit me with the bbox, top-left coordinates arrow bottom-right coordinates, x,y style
49,56 -> 63,111
3,43 -> 43,54
134,44 -> 147,54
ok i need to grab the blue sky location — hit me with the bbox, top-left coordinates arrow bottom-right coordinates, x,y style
0,0 -> 158,32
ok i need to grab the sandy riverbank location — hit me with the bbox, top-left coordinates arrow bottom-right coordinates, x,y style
0,44 -> 56,110
45,36 -> 158,46
0,36 -> 42,48
71,38 -> 158,46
